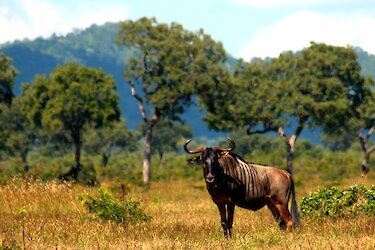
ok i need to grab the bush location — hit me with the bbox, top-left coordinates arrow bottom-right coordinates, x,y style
78,188 -> 151,224
300,184 -> 375,218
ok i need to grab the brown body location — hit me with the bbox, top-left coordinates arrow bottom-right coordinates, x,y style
185,139 -> 300,237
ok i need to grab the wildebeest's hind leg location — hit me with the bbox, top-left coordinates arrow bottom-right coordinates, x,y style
217,204 -> 229,237
274,201 -> 293,230
266,202 -> 286,230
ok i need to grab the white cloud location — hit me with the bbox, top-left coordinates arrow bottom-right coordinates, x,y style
237,10 -> 375,59
0,0 -> 58,43
0,0 -> 129,44
230,0 -> 372,8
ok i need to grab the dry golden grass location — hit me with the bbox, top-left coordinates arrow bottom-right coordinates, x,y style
0,177 -> 374,249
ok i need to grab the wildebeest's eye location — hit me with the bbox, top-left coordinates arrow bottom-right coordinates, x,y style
187,156 -> 201,164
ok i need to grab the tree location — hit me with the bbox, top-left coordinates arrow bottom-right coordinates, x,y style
344,87 -> 375,175
36,131 -> 71,157
0,52 -> 18,106
143,118 -> 193,165
22,62 -> 120,181
0,95 -> 37,172
358,121 -> 375,175
116,17 -> 227,183
84,119 -> 140,167
201,43 -> 371,174
218,128 -> 283,157
321,131 -> 354,152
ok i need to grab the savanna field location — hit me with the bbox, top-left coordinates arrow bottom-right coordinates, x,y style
0,156 -> 374,250
2,16 -> 375,250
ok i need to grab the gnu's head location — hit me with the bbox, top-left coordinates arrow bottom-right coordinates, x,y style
184,138 -> 235,184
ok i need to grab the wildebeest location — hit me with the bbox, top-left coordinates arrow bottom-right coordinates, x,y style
184,138 -> 300,237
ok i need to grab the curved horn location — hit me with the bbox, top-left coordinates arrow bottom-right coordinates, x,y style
226,137 -> 236,152
184,139 -> 205,154
212,137 -> 236,152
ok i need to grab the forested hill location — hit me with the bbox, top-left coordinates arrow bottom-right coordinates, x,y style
1,22 -> 226,138
355,47 -> 375,78
1,23 -> 142,130
1,22 -> 374,138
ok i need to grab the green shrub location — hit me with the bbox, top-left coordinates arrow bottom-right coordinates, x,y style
300,184 -> 375,218
78,188 -> 151,224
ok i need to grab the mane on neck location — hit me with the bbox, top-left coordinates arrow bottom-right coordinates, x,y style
221,152 -> 248,165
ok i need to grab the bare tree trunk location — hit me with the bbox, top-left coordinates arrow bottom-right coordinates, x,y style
361,153 -> 370,176
359,125 -> 375,176
101,142 -> 113,167
60,128 -> 81,181
143,125 -> 153,183
278,127 -> 295,174
285,143 -> 295,174
71,129 -> 81,181
102,153 -> 109,167
277,120 -> 304,175
21,150 -> 30,173
129,80 -> 159,184
158,150 -> 164,167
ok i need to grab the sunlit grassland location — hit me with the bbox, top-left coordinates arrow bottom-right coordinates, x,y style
0,175 -> 374,249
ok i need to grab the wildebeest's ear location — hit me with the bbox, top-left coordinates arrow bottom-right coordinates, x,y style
217,151 -> 229,158
187,155 -> 201,165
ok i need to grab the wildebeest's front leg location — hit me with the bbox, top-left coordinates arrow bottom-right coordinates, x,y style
227,203 -> 235,237
217,204 -> 229,237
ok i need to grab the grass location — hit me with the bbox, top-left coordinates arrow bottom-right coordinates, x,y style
0,176 -> 374,249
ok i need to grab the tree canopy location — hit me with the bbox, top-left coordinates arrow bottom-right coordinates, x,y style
144,118 -> 193,161
0,52 -> 18,106
116,17 -> 228,183
0,96 -> 37,171
200,43 -> 373,173
84,119 -> 140,167
338,85 -> 375,175
117,17 -> 227,119
22,62 -> 121,181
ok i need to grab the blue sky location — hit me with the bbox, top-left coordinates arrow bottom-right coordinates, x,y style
1,0 -> 375,59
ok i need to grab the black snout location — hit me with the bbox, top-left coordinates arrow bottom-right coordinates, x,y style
205,173 -> 215,183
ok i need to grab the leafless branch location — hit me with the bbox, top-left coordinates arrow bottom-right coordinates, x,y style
246,127 -> 273,135
367,145 -> 375,154
151,107 -> 160,124
289,117 -> 306,146
366,121 -> 375,140
277,127 -> 290,145
246,122 -> 277,135
128,80 -> 148,123
358,128 -> 367,149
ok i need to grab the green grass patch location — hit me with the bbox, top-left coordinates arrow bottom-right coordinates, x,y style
78,188 -> 152,224
301,184 -> 375,217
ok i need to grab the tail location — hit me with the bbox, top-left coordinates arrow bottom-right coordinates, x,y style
290,178 -> 301,228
